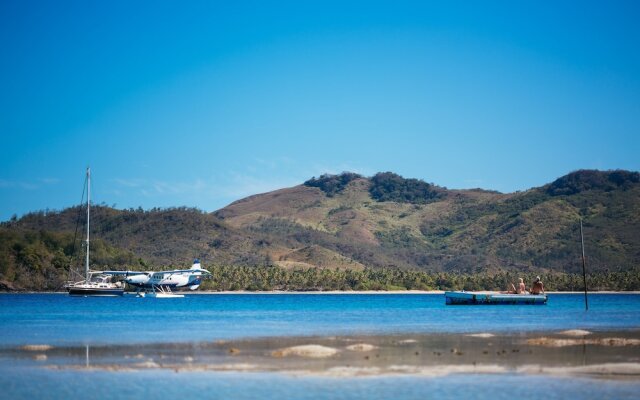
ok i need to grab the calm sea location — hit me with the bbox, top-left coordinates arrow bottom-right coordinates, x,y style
0,293 -> 639,346
1,293 -> 639,399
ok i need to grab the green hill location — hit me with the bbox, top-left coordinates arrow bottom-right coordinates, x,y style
1,169 -> 639,290
218,170 -> 640,274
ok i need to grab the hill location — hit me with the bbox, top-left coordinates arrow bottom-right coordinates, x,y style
1,169 -> 639,290
217,170 -> 640,275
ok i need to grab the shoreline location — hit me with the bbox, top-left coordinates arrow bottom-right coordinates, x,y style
3,290 -> 640,295
186,290 -> 640,295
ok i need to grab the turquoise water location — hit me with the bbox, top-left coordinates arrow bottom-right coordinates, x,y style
1,367 -> 638,400
0,293 -> 639,345
1,293 -> 639,399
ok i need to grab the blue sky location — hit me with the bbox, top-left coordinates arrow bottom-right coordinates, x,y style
1,1 -> 639,221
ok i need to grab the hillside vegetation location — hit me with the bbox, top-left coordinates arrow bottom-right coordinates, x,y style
1,169 -> 639,291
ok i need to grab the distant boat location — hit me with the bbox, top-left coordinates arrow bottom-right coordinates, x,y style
445,291 -> 547,305
66,272 -> 125,297
65,168 -> 124,297
141,285 -> 184,298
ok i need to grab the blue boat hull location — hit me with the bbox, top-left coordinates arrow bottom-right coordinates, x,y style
445,291 -> 547,305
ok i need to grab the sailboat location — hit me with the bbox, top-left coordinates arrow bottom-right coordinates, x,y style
65,168 -> 125,296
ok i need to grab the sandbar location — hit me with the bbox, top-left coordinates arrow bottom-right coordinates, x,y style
4,330 -> 639,380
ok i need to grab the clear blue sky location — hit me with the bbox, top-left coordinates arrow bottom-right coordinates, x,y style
1,0 -> 639,221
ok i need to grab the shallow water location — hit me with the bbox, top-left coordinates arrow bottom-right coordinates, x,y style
1,365 -> 639,400
1,293 -> 639,399
1,293 -> 639,346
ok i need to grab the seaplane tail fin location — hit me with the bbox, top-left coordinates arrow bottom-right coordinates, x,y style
190,258 -> 202,270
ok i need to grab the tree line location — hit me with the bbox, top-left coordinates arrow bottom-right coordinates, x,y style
199,265 -> 640,292
2,225 -> 638,292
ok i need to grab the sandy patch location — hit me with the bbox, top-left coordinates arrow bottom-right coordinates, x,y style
466,333 -> 495,338
123,354 -> 145,359
48,365 -> 137,372
345,343 -> 378,352
205,363 -> 259,372
132,361 -> 161,368
559,329 -> 592,336
319,366 -> 383,377
20,345 -> 53,351
272,345 -> 339,358
311,364 -> 508,377
168,363 -> 261,372
527,337 -> 640,347
518,363 -> 640,377
398,339 -> 418,344
50,362 -> 262,373
390,365 -> 508,377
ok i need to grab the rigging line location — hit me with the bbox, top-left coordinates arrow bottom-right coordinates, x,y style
68,172 -> 87,280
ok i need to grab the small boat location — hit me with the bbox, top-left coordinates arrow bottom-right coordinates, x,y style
66,168 -> 124,297
144,285 -> 184,298
445,291 -> 547,305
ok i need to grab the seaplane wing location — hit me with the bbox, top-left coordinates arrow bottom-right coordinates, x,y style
100,270 -> 150,277
163,268 -> 212,275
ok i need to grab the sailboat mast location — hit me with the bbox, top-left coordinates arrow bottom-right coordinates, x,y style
85,167 -> 91,284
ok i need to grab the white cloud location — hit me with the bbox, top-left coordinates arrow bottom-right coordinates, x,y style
463,179 -> 485,186
0,178 -> 61,190
19,182 -> 39,190
117,178 -> 215,198
0,179 -> 40,190
216,172 -> 300,199
106,159 -> 374,211
308,162 -> 373,178
252,156 -> 296,171
113,178 -> 143,188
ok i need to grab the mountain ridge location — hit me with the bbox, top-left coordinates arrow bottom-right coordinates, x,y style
1,169 -> 639,290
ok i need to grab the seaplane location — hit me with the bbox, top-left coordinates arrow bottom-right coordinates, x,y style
103,259 -> 211,298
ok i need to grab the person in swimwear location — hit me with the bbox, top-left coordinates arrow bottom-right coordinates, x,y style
517,278 -> 527,294
530,276 -> 545,295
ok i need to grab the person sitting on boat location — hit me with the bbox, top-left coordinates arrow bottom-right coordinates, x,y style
530,276 -> 545,295
517,278 -> 527,294
504,283 -> 517,294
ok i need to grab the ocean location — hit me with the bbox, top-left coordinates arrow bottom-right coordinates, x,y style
1,293 -> 639,399
1,293 -> 639,345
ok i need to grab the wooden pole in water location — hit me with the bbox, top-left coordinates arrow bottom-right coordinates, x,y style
85,167 -> 91,284
580,218 -> 589,311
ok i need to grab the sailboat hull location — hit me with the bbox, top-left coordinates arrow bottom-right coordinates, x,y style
67,287 -> 124,296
